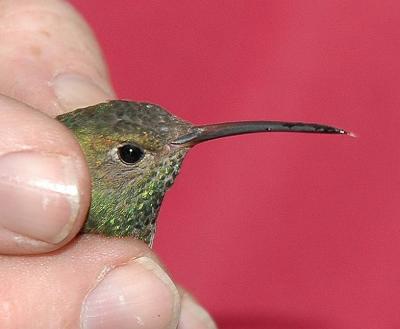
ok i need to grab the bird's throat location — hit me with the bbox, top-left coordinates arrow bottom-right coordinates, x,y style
82,148 -> 187,246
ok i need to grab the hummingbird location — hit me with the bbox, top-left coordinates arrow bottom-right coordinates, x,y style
57,100 -> 351,246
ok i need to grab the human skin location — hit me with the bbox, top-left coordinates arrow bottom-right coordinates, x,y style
0,1 -> 216,328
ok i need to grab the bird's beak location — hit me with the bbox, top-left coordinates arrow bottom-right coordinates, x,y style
171,121 -> 353,146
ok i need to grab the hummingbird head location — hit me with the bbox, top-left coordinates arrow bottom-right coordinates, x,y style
58,100 -> 350,246
58,101 -> 193,245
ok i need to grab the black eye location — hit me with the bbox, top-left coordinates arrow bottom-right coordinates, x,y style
117,143 -> 144,164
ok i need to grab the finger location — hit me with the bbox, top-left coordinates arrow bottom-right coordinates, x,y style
0,0 -> 115,254
0,235 -> 180,329
177,286 -> 218,329
0,0 -> 115,115
0,96 -> 91,254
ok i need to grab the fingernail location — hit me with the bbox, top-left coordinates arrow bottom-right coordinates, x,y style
82,256 -> 180,329
178,294 -> 217,329
0,151 -> 80,244
52,73 -> 112,111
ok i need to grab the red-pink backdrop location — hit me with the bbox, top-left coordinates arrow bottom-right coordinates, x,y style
70,1 -> 400,328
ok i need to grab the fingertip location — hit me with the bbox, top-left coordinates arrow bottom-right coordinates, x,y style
0,0 -> 115,115
82,256 -> 180,329
0,96 -> 91,254
0,236 -> 182,329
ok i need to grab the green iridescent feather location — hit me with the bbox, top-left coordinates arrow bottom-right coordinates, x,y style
57,100 -> 191,246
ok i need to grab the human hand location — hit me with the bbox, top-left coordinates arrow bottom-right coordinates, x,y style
0,1 -> 216,328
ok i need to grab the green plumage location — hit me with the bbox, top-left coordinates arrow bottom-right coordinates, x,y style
57,101 -> 191,246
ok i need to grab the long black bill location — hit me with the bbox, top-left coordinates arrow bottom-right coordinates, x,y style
171,121 -> 353,146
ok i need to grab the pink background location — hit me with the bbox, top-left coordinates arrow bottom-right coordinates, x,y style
70,1 -> 400,328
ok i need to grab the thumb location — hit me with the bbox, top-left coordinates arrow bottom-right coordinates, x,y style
0,0 -> 116,254
0,96 -> 91,254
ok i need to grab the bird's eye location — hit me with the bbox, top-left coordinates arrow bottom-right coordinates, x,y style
117,143 -> 144,164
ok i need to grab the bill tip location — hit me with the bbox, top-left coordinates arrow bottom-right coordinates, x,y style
344,130 -> 357,138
